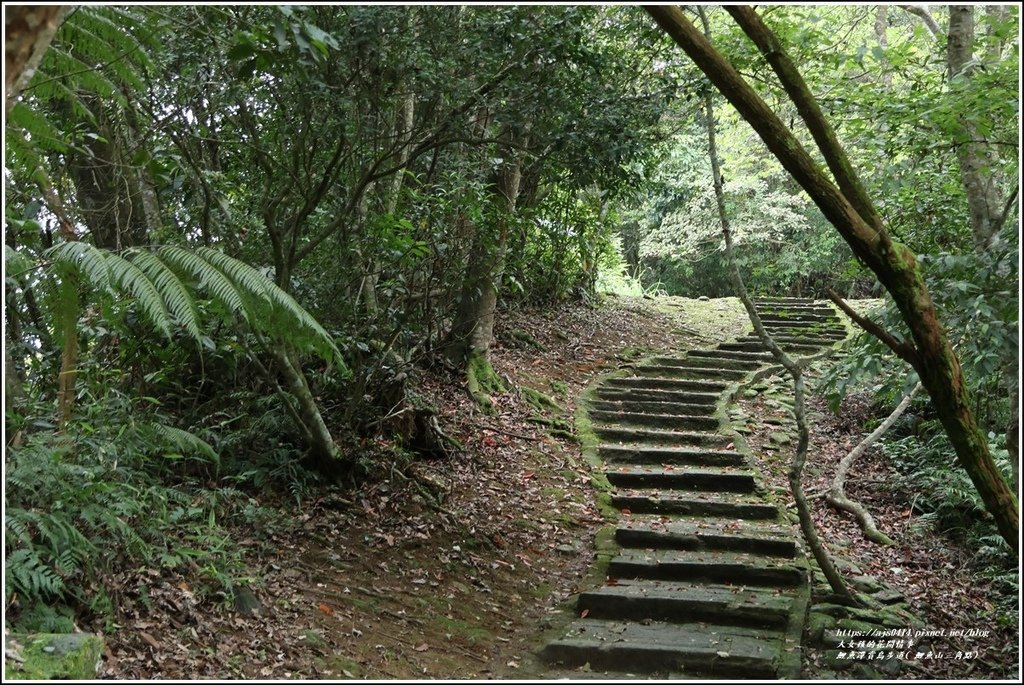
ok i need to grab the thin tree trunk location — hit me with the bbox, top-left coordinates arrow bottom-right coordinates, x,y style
828,383 -> 922,545
644,4 -> 1019,554
696,6 -> 856,603
948,5 -> 1005,253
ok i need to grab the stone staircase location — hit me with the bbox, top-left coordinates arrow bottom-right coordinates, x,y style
540,297 -> 847,679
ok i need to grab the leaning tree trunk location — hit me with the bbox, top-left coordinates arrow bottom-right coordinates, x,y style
644,4 -> 1018,552
697,6 -> 856,603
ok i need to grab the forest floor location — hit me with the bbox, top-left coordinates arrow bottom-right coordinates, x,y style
98,295 -> 1018,681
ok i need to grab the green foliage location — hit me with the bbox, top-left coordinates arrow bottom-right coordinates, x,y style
42,242 -> 344,368
883,427 -> 1014,561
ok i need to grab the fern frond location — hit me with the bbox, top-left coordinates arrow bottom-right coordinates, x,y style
149,423 -> 220,467
7,102 -> 70,153
103,251 -> 174,338
127,249 -> 202,340
158,245 -> 253,323
44,241 -> 113,292
194,246 -> 342,365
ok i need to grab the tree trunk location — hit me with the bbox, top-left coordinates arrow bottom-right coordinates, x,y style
5,5 -> 67,115
447,145 -> 523,365
268,343 -> 345,468
947,5 -> 1005,253
644,5 -> 1019,553
697,6 -> 855,603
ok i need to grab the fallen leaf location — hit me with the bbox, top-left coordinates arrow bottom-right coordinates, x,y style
139,631 -> 159,649
318,603 -> 334,616
414,643 -> 429,652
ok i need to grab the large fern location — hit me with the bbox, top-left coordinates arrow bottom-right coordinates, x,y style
42,241 -> 344,368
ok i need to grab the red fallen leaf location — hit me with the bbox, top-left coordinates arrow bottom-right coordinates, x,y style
580,609 -> 590,618
414,643 -> 429,652
726,442 -> 734,449
523,471 -> 535,480
621,508 -> 632,515
606,577 -> 619,586
318,603 -> 334,616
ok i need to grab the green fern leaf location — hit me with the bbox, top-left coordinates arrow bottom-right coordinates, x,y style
102,252 -> 174,338
127,249 -> 202,340
7,101 -> 69,153
149,423 -> 220,467
193,247 -> 342,365
158,245 -> 253,323
44,241 -> 113,292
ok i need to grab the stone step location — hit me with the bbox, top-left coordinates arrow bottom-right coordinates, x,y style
757,322 -> 846,334
612,490 -> 778,519
688,349 -> 774,363
608,549 -> 805,587
597,445 -> 746,467
591,399 -> 718,417
616,518 -> 797,557
757,326 -> 846,339
734,335 -> 843,348
758,314 -> 840,325
604,465 -> 755,493
596,387 -> 721,405
577,579 -> 794,628
594,426 -> 730,448
605,377 -> 728,393
589,409 -> 719,431
718,340 -> 821,354
633,365 -> 749,381
757,306 -> 836,317
753,297 -> 824,304
651,355 -> 763,371
541,618 -> 783,677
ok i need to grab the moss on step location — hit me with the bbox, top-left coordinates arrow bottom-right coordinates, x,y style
5,633 -> 103,680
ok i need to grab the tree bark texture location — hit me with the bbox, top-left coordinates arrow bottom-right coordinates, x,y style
947,5 -> 1006,253
644,4 -> 1019,552
447,147 -> 522,364
5,5 -> 67,115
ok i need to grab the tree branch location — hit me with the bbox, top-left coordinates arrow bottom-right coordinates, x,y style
827,290 -> 919,366
897,5 -> 942,39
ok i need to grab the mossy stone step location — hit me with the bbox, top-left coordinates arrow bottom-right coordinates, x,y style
652,355 -> 763,371
608,549 -> 805,586
590,409 -> 719,431
596,387 -> 721,405
541,618 -> 784,677
597,445 -> 745,467
594,426 -> 730,448
577,580 -> 794,628
761,309 -> 839,321
757,326 -> 846,339
758,315 -> 841,326
688,349 -> 774,363
734,334 -> 842,346
633,365 -> 749,381
604,465 -> 755,493
592,399 -> 718,416
611,490 -> 778,519
719,340 -> 821,354
753,297 -> 825,304
605,376 -> 728,393
616,518 -> 796,557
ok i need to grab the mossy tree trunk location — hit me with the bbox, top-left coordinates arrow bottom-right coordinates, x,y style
645,4 -> 1018,554
445,131 -> 524,408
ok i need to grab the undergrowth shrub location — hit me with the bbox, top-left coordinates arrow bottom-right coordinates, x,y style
3,396 -> 282,633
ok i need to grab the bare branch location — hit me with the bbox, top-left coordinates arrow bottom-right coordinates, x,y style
827,290 -> 919,366
898,4 -> 942,39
